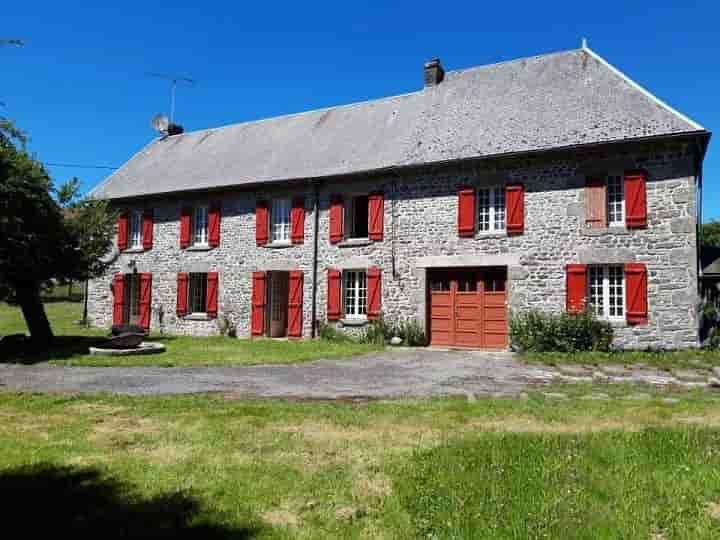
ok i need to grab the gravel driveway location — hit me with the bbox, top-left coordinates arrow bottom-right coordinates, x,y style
1,349 -> 716,399
0,349 -> 555,399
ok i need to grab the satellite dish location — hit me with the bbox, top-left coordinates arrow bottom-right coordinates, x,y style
151,114 -> 169,134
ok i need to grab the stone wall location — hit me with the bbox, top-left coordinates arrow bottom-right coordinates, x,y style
87,139 -> 700,348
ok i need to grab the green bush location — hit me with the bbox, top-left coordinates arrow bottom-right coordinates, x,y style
510,309 -> 613,353
359,315 -> 427,346
360,314 -> 393,345
396,319 -> 426,346
318,322 -> 353,343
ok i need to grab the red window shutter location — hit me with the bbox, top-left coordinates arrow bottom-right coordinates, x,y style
251,271 -> 267,336
329,195 -> 344,244
176,273 -> 189,317
566,264 -> 588,314
256,200 -> 269,246
585,177 -> 607,229
506,183 -> 525,235
206,272 -> 219,319
287,271 -> 304,337
112,273 -> 125,325
625,169 -> 647,229
327,268 -> 342,320
208,202 -> 221,248
142,209 -> 154,250
457,188 -> 476,237
367,267 -> 382,320
139,273 -> 152,330
180,206 -> 192,249
625,263 -> 648,325
291,198 -> 305,244
117,211 -> 129,251
368,191 -> 384,241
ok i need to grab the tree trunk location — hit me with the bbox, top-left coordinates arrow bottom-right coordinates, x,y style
15,282 -> 54,346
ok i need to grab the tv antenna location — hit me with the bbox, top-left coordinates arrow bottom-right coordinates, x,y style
146,72 -> 195,123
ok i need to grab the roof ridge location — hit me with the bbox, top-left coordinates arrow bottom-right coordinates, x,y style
165,47 -> 584,140
445,47 -> 581,78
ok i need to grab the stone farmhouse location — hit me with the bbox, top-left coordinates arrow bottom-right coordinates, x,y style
88,46 -> 711,349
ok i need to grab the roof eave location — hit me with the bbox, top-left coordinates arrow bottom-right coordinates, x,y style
97,129 -> 710,203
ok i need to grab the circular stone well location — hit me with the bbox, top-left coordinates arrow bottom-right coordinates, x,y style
89,342 -> 166,357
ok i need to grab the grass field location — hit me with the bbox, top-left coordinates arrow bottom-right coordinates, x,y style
0,301 -> 379,366
2,389 -> 720,538
521,349 -> 720,371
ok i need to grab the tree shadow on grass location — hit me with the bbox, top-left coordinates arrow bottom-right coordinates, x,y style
0,464 -> 260,538
0,336 -> 109,365
0,334 -> 187,365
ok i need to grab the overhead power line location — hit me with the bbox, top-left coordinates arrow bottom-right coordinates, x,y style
44,162 -> 119,170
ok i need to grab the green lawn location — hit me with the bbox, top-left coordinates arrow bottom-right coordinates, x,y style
0,301 -> 379,366
2,388 -> 720,538
521,349 -> 720,372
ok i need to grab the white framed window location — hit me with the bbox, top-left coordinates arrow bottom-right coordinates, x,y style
188,272 -> 208,314
129,211 -> 143,249
271,198 -> 291,243
588,265 -> 625,320
607,173 -> 624,226
345,195 -> 369,239
478,187 -> 505,232
343,270 -> 367,318
193,206 -> 209,246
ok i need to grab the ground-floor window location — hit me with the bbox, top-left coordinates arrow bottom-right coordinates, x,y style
123,273 -> 141,325
189,272 -> 208,314
588,265 -> 625,320
343,270 -> 367,318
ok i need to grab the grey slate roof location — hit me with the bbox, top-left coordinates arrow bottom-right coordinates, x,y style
91,47 -> 706,200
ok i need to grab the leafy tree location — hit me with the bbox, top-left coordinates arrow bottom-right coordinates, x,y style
702,220 -> 720,248
0,121 -> 115,345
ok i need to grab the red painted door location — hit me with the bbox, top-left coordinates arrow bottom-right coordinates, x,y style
428,268 -> 507,349
429,272 -> 453,346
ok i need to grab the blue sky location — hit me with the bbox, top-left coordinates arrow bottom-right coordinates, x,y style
3,1 -> 717,218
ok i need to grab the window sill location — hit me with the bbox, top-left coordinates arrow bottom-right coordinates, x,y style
122,247 -> 146,254
264,241 -> 293,249
339,317 -> 369,327
582,226 -> 629,237
337,238 -> 373,248
475,231 -> 506,239
186,245 -> 213,251
183,313 -> 211,321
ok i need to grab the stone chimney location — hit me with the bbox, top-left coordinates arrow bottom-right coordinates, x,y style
167,123 -> 184,136
424,58 -> 444,88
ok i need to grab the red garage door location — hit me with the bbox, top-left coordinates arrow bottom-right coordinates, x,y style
428,268 -> 508,349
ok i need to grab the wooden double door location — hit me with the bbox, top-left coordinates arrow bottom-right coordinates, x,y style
428,267 -> 508,349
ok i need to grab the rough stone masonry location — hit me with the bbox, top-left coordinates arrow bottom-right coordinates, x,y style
87,137 -> 700,349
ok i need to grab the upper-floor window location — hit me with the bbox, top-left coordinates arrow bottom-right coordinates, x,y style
345,195 -> 369,239
588,265 -> 625,321
188,272 -> 208,314
193,206 -> 209,246
129,211 -> 143,249
343,270 -> 367,318
606,173 -> 624,226
271,198 -> 291,243
478,187 -> 506,232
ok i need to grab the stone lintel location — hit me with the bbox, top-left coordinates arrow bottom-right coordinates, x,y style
413,254 -> 520,269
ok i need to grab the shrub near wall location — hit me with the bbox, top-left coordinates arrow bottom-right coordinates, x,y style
510,310 -> 613,353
